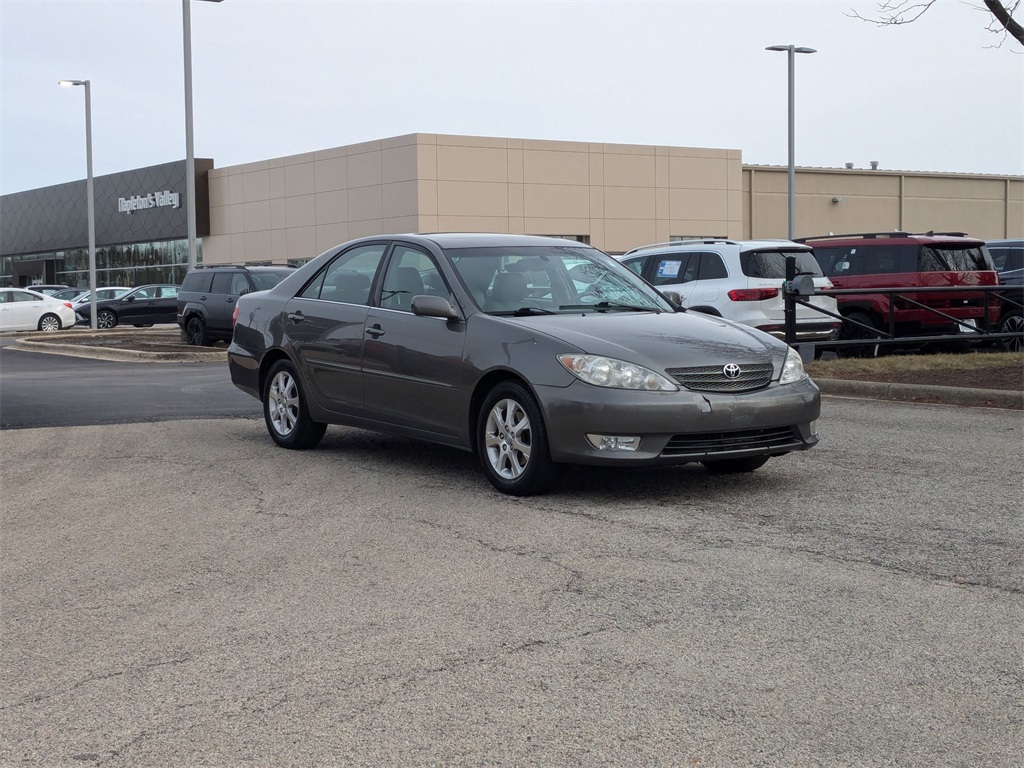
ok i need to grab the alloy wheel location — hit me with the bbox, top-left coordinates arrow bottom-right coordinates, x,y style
39,314 -> 61,332
268,370 -> 299,437
484,398 -> 532,480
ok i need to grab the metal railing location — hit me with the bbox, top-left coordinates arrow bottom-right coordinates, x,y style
780,255 -> 1023,352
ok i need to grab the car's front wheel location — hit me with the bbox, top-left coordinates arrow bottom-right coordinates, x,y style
97,309 -> 117,329
477,381 -> 557,495
701,456 -> 770,473
263,359 -> 326,449
998,309 -> 1023,353
38,313 -> 62,332
185,316 -> 210,346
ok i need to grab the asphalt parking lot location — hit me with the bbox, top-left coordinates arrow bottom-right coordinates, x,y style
1,344 -> 1022,766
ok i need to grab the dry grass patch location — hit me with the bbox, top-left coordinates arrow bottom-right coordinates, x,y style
807,351 -> 1023,377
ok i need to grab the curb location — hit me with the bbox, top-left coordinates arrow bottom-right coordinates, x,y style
815,377 -> 1022,410
12,333 -> 226,364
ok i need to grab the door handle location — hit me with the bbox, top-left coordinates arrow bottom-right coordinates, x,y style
287,311 -> 305,323
365,324 -> 385,338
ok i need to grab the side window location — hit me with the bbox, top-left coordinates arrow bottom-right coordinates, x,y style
652,256 -> 688,286
159,286 -> 178,298
0,291 -> 10,303
380,245 -> 450,311
621,257 -> 645,276
1006,248 -> 1024,272
228,274 -> 250,296
133,287 -> 156,299
318,244 -> 388,305
210,273 -> 233,294
697,252 -> 728,280
181,271 -> 213,293
13,291 -> 37,302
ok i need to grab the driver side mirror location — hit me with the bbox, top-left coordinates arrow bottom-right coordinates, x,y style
125,296 -> 136,302
411,295 -> 459,320
662,290 -> 682,308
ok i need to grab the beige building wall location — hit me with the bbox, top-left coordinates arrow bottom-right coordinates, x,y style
204,135 -> 1022,266
204,133 -> 744,264
743,166 -> 1023,241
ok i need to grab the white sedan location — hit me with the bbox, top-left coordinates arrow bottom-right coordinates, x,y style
0,288 -> 79,332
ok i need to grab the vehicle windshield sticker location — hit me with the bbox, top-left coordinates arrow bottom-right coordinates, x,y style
657,261 -> 681,279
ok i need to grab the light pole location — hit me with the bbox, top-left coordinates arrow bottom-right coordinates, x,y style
765,44 -> 816,240
183,0 -> 224,271
59,79 -> 97,330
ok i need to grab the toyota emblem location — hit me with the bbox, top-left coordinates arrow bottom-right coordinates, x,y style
723,363 -> 742,379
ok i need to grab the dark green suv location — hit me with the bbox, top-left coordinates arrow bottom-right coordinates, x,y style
177,265 -> 296,346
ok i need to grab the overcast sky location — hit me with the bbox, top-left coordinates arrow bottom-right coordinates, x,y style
1,0 -> 1022,195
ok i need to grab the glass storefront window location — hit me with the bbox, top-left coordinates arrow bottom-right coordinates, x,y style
0,238 -> 199,287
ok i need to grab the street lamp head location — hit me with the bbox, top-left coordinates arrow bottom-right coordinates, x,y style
794,47 -> 817,54
765,45 -> 791,52
58,80 -> 86,87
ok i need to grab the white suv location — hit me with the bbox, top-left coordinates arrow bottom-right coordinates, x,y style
617,239 -> 841,342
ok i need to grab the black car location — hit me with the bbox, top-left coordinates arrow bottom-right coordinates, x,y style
76,284 -> 180,329
177,265 -> 297,346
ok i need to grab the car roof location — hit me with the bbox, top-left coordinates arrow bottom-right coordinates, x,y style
796,231 -> 985,246
620,239 -> 810,258
396,233 -> 593,249
986,239 -> 1024,247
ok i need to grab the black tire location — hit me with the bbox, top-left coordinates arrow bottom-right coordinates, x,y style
185,316 -> 210,346
701,456 -> 770,474
477,381 -> 558,496
134,323 -> 155,328
97,309 -> 118,330
37,313 -> 62,332
263,359 -> 326,450
838,311 -> 882,358
998,309 -> 1023,353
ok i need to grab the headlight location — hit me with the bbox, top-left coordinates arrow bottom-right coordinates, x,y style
557,354 -> 678,391
779,346 -> 807,385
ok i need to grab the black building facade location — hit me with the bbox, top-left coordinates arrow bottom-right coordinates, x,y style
0,159 -> 212,288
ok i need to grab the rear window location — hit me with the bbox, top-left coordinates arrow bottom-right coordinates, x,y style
741,250 -> 822,279
919,246 -> 990,272
250,270 -> 294,291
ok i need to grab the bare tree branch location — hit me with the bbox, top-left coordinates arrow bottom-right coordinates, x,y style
847,0 -> 1023,47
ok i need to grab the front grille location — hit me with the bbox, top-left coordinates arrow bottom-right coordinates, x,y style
666,362 -> 774,393
662,427 -> 800,457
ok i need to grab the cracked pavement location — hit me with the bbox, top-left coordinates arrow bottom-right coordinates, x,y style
1,398 -> 1021,766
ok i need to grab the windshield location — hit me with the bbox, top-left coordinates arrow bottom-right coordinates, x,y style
446,245 -> 672,315
741,250 -> 823,279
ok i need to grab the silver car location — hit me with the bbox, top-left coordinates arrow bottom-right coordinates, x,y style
229,234 -> 820,495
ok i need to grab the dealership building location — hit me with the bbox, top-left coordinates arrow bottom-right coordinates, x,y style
2,132 -> 1021,288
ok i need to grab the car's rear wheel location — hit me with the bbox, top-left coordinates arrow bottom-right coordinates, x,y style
838,311 -> 882,358
97,309 -> 117,329
998,309 -> 1023,352
701,456 -> 770,473
38,313 -> 62,332
185,316 -> 210,346
477,381 -> 557,496
263,360 -> 326,449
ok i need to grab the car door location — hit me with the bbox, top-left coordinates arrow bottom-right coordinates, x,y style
361,244 -> 467,437
117,287 -> 156,323
646,253 -> 698,305
284,243 -> 389,417
0,291 -> 12,330
11,291 -> 45,330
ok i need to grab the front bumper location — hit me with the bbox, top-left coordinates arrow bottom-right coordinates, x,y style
535,376 -> 820,466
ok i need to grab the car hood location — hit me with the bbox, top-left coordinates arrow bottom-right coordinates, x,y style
502,311 -> 783,368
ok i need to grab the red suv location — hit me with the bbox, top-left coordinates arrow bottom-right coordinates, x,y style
799,232 -> 998,348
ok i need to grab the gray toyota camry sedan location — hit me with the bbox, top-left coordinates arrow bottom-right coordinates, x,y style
228,234 -> 819,495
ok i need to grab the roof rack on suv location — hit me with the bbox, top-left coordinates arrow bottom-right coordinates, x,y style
796,231 -> 975,243
795,232 -> 911,242
622,239 -> 737,257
